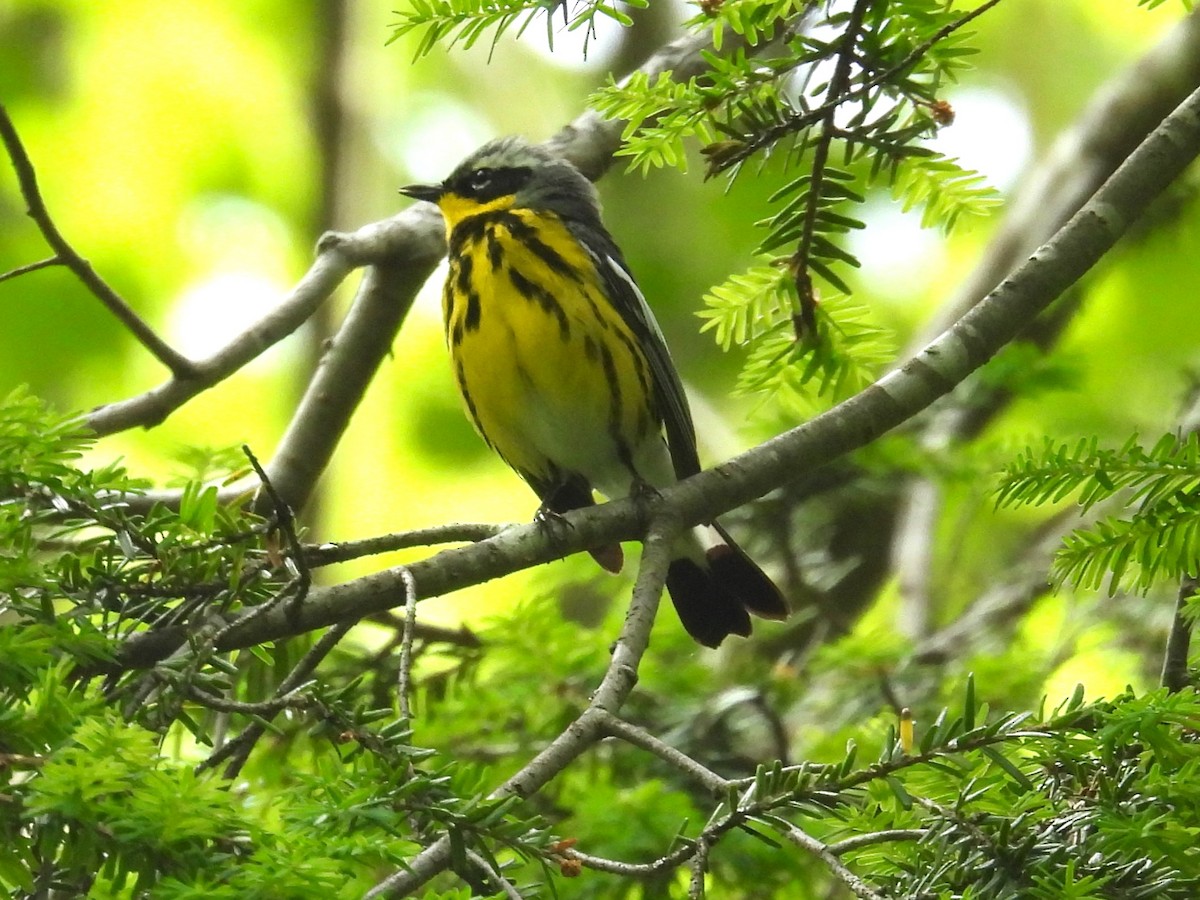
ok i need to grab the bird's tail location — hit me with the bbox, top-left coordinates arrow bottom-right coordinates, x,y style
665,524 -> 789,648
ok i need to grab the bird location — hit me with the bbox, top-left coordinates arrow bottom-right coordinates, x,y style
400,136 -> 788,647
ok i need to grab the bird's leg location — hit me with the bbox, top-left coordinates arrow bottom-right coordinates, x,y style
534,502 -> 573,535
534,477 -> 623,574
628,476 -> 661,504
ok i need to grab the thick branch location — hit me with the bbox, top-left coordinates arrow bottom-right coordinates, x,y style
85,248 -> 359,434
260,261 -> 435,510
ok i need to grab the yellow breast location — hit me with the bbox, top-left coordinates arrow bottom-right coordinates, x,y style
440,206 -> 657,493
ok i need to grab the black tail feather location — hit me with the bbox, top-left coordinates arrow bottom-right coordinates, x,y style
666,558 -> 752,648
665,526 -> 789,648
709,523 -> 790,620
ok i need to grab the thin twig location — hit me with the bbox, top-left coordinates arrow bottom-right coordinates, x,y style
372,612 -> 483,649
241,444 -> 311,619
0,255 -> 60,284
827,829 -> 926,855
0,103 -> 196,377
195,617 -> 357,779
597,712 -> 728,797
687,833 -> 712,899
571,842 -> 699,877
719,0 -> 1006,172
184,683 -> 313,715
780,823 -> 886,900
396,568 -> 418,721
465,849 -> 523,900
304,523 -> 511,566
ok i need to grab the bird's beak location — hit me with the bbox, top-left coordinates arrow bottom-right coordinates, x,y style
399,183 -> 444,204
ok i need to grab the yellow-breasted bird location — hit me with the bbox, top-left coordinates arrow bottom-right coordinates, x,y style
400,136 -> 788,647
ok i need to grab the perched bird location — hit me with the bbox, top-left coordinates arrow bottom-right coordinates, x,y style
400,136 -> 788,647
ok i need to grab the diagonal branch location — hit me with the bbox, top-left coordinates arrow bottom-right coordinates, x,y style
889,6 -> 1200,640
0,103 -> 197,379
106,80 -> 1200,673
364,517 -> 680,897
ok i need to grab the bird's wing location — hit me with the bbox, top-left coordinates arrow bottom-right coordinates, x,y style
575,224 -> 701,480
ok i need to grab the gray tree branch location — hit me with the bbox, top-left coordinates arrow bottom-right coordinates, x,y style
890,7 -> 1200,639
107,80 -> 1200,674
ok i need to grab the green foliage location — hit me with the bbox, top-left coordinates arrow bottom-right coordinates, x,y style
590,0 -> 1002,412
6,1 -> 1199,896
891,153 -> 1003,232
700,265 -> 893,408
1137,0 -> 1194,9
4,375 -> 1200,895
702,679 -> 1200,899
388,0 -> 647,59
997,433 -> 1200,593
0,393 -> 560,897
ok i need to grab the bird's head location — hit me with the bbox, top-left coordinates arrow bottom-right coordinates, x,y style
400,136 -> 601,231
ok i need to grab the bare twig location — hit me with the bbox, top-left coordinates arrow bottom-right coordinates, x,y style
780,822 -> 886,900
597,712 -> 728,796
570,842 -> 699,877
305,523 -> 511,566
396,568 -> 418,720
241,444 -> 310,622
85,245 -> 358,435
371,611 -> 483,649
465,849 -> 523,900
184,683 -> 313,716
195,617 -> 358,779
0,255 -> 59,284
687,833 -> 713,899
827,829 -> 926,855
0,103 -> 196,378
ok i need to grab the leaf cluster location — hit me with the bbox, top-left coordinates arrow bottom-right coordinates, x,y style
0,392 -> 560,898
700,268 -> 893,409
5,391 -> 1200,896
703,678 -> 1200,899
387,0 -> 647,59
996,433 -> 1200,594
589,0 -> 999,408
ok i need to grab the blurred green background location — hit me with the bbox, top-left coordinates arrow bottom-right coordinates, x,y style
1,0 -> 1197,676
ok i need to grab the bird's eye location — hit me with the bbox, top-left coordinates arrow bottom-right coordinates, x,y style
467,169 -> 493,193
